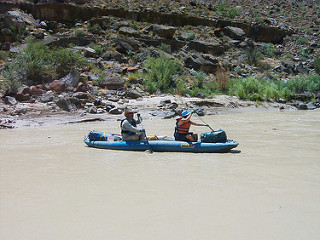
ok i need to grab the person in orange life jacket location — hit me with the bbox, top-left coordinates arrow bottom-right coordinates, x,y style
121,108 -> 146,141
174,110 -> 207,142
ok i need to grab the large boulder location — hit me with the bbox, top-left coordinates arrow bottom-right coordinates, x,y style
60,71 -> 80,88
223,26 -> 246,40
119,26 -> 139,37
185,53 -> 222,74
112,38 -> 141,55
49,80 -> 66,93
30,85 -> 46,96
43,36 -> 97,47
72,46 -> 96,58
249,24 -> 292,44
126,89 -> 142,99
187,40 -> 227,55
55,96 -> 82,111
16,87 -> 31,102
109,107 -> 123,114
151,24 -> 176,39
40,92 -> 54,103
3,9 -> 39,28
99,76 -> 125,90
74,82 -> 89,93
4,96 -> 17,105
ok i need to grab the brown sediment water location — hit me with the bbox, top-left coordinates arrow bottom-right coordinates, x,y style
0,111 -> 319,240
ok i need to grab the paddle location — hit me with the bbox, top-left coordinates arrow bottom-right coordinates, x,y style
138,114 -> 153,154
193,111 -> 215,132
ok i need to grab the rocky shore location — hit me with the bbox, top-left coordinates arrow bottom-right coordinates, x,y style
0,0 -> 319,129
0,92 -> 300,129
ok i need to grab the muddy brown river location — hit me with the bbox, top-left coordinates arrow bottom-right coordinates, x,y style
0,110 -> 319,240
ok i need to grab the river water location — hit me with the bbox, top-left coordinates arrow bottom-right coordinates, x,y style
0,110 -> 319,240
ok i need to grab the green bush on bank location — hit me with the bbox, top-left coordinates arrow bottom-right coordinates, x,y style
285,74 -> 320,94
137,54 -> 319,101
314,55 -> 320,74
3,40 -> 50,87
1,39 -> 86,92
228,74 -> 320,101
142,55 -> 181,93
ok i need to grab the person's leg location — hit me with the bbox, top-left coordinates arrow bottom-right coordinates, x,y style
186,134 -> 195,142
192,133 -> 198,142
186,133 -> 198,142
138,132 -> 146,140
123,135 -> 140,141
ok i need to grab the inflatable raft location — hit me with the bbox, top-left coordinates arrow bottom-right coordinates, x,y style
84,133 -> 239,153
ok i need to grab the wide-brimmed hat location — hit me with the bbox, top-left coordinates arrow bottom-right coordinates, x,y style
181,110 -> 190,117
124,107 -> 138,114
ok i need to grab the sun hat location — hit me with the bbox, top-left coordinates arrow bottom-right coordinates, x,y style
181,110 -> 190,117
124,107 -> 138,113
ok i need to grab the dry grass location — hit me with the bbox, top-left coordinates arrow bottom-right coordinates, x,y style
215,68 -> 229,91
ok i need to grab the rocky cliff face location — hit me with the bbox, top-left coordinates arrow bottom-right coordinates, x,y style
0,0 -> 319,123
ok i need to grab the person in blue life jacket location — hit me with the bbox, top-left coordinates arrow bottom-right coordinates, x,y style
121,108 -> 146,141
174,110 -> 208,142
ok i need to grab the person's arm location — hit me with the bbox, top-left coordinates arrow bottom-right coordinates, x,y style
122,119 -> 141,133
179,113 -> 192,124
135,114 -> 141,124
190,121 -> 206,126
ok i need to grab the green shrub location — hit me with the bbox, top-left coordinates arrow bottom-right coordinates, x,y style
228,77 -> 281,101
228,77 -> 261,100
216,2 -> 239,18
2,39 -> 87,88
296,37 -> 308,45
299,47 -> 311,58
50,47 -> 85,78
143,55 -> 181,93
1,63 -> 22,92
145,78 -> 158,94
183,32 -> 196,41
187,87 -> 214,98
74,29 -> 85,37
88,23 -> 102,33
12,39 -> 51,83
249,92 -> 264,101
9,25 -> 27,42
158,43 -> 171,53
216,2 -> 227,13
0,51 -> 9,60
254,17 -> 265,23
175,77 -> 188,96
315,55 -> 320,74
89,43 -> 103,56
305,28 -> 313,35
246,48 -> 263,66
261,43 -> 276,57
285,74 -> 320,94
265,83 -> 280,100
192,71 -> 206,88
227,8 -> 240,19
233,84 -> 246,99
227,74 -> 320,102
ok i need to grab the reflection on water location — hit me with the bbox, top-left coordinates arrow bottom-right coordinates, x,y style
0,111 -> 319,240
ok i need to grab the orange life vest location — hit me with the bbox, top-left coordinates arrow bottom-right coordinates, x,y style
175,117 -> 191,135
